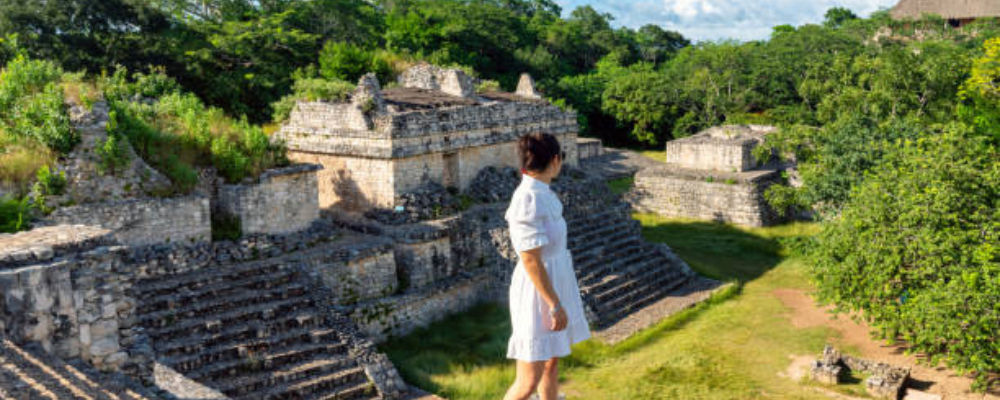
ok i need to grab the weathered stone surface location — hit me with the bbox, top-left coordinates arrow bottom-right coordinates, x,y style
0,225 -> 113,271
216,163 -> 322,235
665,125 -> 776,172
811,345 -> 911,399
630,166 -> 782,227
515,73 -> 543,100
577,137 -> 603,159
40,196 -> 211,246
398,63 -> 476,98
275,63 -> 579,213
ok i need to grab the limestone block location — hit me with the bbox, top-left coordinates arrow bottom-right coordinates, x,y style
515,73 -> 543,99
89,337 -> 120,358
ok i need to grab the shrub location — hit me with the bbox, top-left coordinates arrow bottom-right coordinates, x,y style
271,69 -> 356,122
0,55 -> 77,153
95,133 -> 130,176
33,165 -> 66,197
0,195 -> 31,233
806,124 -> 999,389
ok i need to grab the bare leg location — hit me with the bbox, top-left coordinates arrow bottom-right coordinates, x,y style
503,360 -> 546,400
538,357 -> 559,400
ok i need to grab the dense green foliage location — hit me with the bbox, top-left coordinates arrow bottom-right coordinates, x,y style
103,67 -> 288,193
804,125 -> 999,389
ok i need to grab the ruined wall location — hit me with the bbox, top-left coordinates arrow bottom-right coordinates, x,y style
286,152 -> 396,211
41,196 -> 211,247
665,140 -> 760,172
394,237 -> 452,290
216,164 -> 321,235
308,249 -> 398,305
577,138 -> 603,159
279,101 -> 579,161
631,167 -> 781,227
0,226 -> 152,377
349,274 -> 489,342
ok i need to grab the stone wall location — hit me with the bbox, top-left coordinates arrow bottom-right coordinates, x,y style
578,137 -> 603,159
306,246 -> 398,305
398,64 -> 476,98
0,227 -> 152,378
278,101 -> 579,160
286,152 -> 395,211
665,125 -> 775,172
41,196 -> 211,247
631,166 -> 782,227
348,274 -> 490,342
216,164 -> 321,235
395,237 -> 452,290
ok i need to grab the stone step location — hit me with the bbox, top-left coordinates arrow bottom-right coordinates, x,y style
0,339 -> 146,400
568,221 -> 635,250
597,270 -> 690,319
140,281 -> 308,328
0,353 -> 89,400
257,365 -> 371,400
584,249 -> 666,294
154,311 -> 323,358
576,243 -> 647,284
304,380 -> 380,400
145,296 -> 316,342
138,266 -> 298,315
165,327 -> 341,375
136,261 -> 297,299
593,262 -> 684,305
211,354 -> 356,396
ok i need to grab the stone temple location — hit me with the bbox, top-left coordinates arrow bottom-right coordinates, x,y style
630,125 -> 784,226
275,64 -> 579,212
0,64 -> 721,399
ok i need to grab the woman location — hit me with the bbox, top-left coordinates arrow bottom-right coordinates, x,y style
503,133 -> 590,400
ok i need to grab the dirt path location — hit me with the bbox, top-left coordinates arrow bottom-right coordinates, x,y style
773,288 -> 1000,400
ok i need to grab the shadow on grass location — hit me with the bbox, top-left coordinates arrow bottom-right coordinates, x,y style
635,216 -> 807,282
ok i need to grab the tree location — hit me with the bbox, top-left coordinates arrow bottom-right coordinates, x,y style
636,25 -> 688,65
823,7 -> 857,28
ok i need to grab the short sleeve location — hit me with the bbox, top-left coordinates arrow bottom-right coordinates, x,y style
505,190 -> 550,253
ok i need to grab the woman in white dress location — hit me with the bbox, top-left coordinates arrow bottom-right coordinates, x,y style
503,133 -> 590,400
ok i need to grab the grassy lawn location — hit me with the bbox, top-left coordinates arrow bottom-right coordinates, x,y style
381,215 -> 857,400
639,149 -> 666,162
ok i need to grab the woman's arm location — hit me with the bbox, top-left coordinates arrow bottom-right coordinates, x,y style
520,248 -> 568,331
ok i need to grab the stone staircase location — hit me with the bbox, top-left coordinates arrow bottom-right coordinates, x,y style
0,337 -> 151,400
135,252 -> 380,399
565,201 -> 695,328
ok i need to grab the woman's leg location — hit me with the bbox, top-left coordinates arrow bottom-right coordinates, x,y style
503,360 -> 546,400
538,357 -> 559,400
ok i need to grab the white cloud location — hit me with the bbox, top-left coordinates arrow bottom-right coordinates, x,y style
556,0 -> 900,41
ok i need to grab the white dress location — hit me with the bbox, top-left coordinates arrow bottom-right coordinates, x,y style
505,174 -> 591,362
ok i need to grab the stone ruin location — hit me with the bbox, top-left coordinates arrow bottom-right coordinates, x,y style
630,125 -> 785,226
274,63 -> 579,213
812,345 -> 911,399
0,64 -> 717,399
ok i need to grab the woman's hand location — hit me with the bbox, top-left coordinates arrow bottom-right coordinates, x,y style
549,305 -> 568,331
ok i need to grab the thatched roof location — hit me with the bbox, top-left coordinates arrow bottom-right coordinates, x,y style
890,0 -> 1000,20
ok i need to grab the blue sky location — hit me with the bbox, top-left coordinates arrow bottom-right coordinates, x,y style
555,0 -> 900,41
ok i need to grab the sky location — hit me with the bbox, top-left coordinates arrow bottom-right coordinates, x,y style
555,0 -> 901,42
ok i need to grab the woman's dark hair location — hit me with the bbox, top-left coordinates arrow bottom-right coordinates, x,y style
517,133 -> 563,172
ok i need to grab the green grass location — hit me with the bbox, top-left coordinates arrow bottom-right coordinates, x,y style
382,216 -> 848,400
606,177 -> 634,195
639,149 -> 666,162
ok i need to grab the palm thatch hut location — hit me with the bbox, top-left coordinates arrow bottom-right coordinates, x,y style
890,0 -> 1000,26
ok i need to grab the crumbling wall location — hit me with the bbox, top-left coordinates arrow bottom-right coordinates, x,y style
41,196 -> 211,247
0,226 -> 153,378
216,164 -> 322,235
631,167 -> 781,227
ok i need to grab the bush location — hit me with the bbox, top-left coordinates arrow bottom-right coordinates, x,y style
270,70 -> 356,122
33,165 -> 66,197
0,55 -> 77,153
95,133 -> 130,176
0,195 -> 31,233
103,66 -> 288,190
806,124 -> 999,389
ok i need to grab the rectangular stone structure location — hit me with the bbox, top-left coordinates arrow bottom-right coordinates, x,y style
632,166 -> 781,227
665,125 -> 775,172
274,68 -> 579,212
578,137 -> 603,159
216,164 -> 321,235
